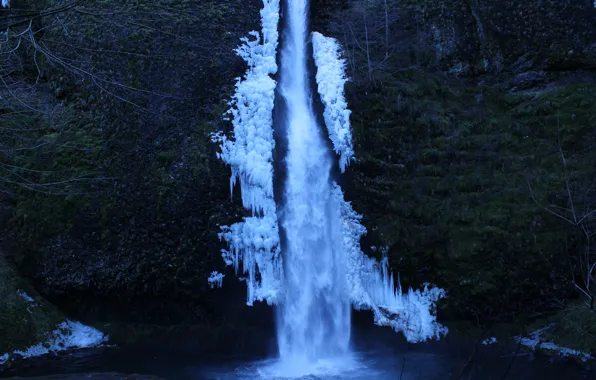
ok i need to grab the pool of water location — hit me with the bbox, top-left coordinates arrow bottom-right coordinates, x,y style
0,324 -> 592,380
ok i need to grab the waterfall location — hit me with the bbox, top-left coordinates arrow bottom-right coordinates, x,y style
275,0 -> 350,365
213,0 -> 448,375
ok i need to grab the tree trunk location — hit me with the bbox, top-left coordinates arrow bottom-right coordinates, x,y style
384,0 -> 389,59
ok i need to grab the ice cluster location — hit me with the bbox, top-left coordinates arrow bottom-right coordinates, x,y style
312,32 -> 354,172
333,184 -> 447,342
211,0 -> 282,305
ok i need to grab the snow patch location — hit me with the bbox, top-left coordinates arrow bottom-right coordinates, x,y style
482,337 -> 497,345
207,271 -> 225,288
17,290 -> 38,315
211,0 -> 282,306
311,32 -> 354,173
538,342 -> 592,361
515,323 -> 554,350
1,320 -> 106,364
17,290 -> 35,303
14,321 -> 107,358
514,324 -> 592,362
333,184 -> 447,342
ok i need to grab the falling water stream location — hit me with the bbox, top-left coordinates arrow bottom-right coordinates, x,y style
275,0 -> 351,367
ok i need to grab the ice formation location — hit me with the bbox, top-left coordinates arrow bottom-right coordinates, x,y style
333,184 -> 447,342
1,320 -> 106,364
1,1 -> 9,9
311,32 -> 354,172
313,28 -> 446,342
212,0 -> 446,348
211,0 -> 282,306
207,271 -> 225,288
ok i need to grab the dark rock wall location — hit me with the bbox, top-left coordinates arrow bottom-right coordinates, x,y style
1,0 -> 266,324
315,0 -> 596,321
1,0 -> 595,330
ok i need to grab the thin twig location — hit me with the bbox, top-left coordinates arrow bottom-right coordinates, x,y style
501,338 -> 522,380
399,356 -> 406,380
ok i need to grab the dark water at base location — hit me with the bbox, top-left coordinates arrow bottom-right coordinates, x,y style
1,324 -> 592,380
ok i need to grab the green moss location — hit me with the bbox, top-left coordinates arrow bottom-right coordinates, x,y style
346,54 -> 596,320
6,104 -> 104,257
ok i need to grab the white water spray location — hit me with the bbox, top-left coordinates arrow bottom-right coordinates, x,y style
275,0 -> 350,365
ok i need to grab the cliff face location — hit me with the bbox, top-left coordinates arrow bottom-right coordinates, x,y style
314,0 -> 596,323
0,0 -> 595,337
1,0 -> 265,324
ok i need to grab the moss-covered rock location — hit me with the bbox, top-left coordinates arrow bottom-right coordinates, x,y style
527,302 -> 596,357
316,0 -> 596,323
1,0 -> 264,324
0,254 -> 63,354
